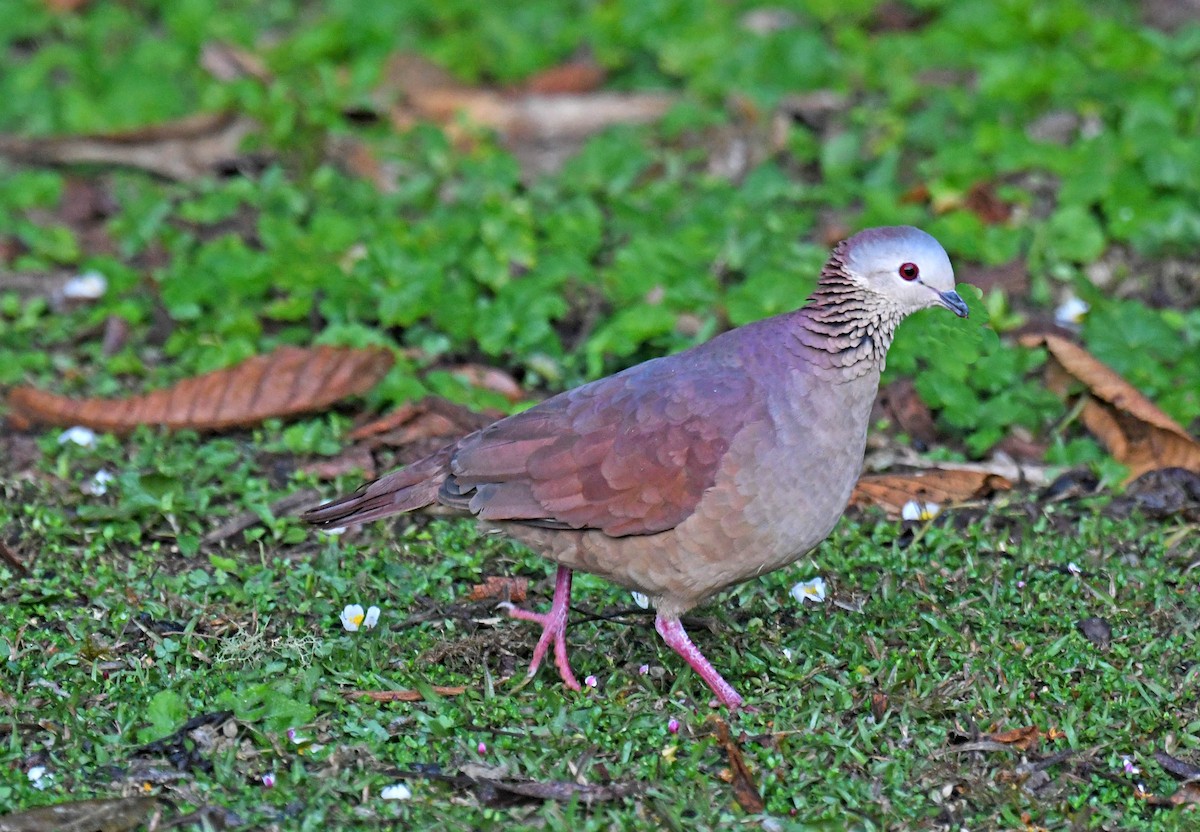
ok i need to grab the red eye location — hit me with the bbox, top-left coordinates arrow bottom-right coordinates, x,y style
899,262 -> 919,281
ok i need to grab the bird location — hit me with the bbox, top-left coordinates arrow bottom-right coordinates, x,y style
304,226 -> 969,709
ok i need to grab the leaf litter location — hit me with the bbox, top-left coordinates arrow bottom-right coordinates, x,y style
7,345 -> 393,433
1022,332 -> 1200,479
0,112 -> 261,181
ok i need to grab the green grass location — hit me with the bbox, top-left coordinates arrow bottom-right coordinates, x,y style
2,444 -> 1198,828
2,0 -> 1200,828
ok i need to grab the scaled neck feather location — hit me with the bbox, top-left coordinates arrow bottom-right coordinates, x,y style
788,242 -> 901,381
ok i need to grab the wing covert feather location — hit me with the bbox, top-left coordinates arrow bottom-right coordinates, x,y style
447,358 -> 761,536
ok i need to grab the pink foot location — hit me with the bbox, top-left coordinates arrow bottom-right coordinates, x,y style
504,566 -> 580,691
655,614 -> 745,710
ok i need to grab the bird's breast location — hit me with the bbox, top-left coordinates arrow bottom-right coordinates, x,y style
664,366 -> 879,598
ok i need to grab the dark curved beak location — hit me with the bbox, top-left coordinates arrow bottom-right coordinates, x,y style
937,289 -> 969,318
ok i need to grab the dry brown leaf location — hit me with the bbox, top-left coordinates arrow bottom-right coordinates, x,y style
850,469 -> 1013,517
985,725 -> 1042,751
380,52 -> 673,175
0,797 -> 159,832
0,112 -> 259,181
344,685 -> 468,702
1144,780 -> 1200,808
348,397 -> 497,446
963,181 -> 1014,224
1170,781 -> 1200,807
523,60 -> 607,94
876,378 -> 937,447
712,717 -> 765,814
399,87 -> 675,143
444,363 -> 525,402
1021,333 -> 1200,479
7,345 -> 393,433
870,691 -> 889,721
468,576 -> 528,603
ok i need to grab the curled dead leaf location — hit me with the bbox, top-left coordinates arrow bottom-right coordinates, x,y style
850,469 -> 1013,517
445,363 -> 525,402
963,181 -> 1015,225
7,345 -> 393,433
468,576 -> 528,604
870,691 -> 889,721
1021,333 -> 1200,479
985,725 -> 1042,751
523,59 -> 607,95
348,397 -> 497,446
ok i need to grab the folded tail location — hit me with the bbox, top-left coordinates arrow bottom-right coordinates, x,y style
302,445 -> 454,528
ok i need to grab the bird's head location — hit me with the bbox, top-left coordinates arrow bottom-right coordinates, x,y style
837,226 -> 968,319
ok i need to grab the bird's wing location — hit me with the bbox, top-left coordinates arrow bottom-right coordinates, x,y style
444,355 -> 761,537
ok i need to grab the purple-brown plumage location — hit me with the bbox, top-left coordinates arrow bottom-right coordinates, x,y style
304,225 -> 968,708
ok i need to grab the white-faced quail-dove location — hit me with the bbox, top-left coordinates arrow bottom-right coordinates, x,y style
305,226 -> 969,709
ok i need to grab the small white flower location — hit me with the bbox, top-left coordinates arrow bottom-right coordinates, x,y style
83,469 -> 115,496
341,604 -> 380,631
63,270 -> 108,300
631,591 -> 650,609
584,675 -> 598,688
340,605 -> 364,631
1055,296 -> 1089,327
58,426 -> 97,448
1122,756 -> 1140,775
323,526 -> 346,536
901,500 -> 941,522
782,647 -> 794,662
27,766 -> 52,789
790,576 -> 827,605
1068,562 -> 1082,576
380,783 -> 412,800
262,772 -> 276,788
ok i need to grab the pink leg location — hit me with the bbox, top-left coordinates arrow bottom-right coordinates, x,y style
655,614 -> 744,710
504,566 -> 580,691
